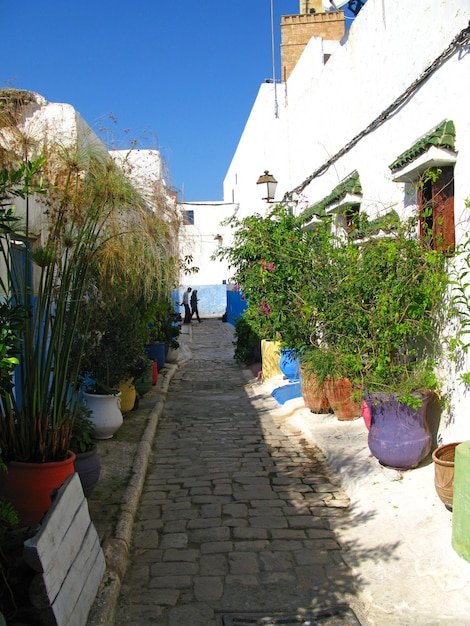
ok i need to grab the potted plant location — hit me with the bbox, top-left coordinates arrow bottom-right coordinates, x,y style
298,359 -> 331,414
145,296 -> 180,370
0,154 -> 109,526
78,287 -> 149,437
132,354 -> 154,398
70,406 -> 101,498
216,205 -> 317,379
296,208 -> 447,466
232,315 -> 261,366
300,348 -> 362,420
0,92 -> 184,526
294,220 -> 365,417
354,215 -> 449,469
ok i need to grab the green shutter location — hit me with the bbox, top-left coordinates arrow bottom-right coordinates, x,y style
300,170 -> 362,224
389,120 -> 456,172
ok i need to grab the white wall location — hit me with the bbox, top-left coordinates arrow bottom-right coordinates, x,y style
1,93 -> 109,238
223,0 -> 470,441
179,201 -> 239,315
223,84 -> 290,218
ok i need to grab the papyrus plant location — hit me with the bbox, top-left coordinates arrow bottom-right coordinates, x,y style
0,149 -> 132,463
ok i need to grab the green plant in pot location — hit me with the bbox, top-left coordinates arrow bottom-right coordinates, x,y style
293,218 -> 367,417
77,187 -> 180,432
215,204 -> 319,382
300,347 -> 363,421
145,295 -> 180,370
70,406 -> 101,498
295,205 -> 448,466
131,353 -> 154,398
0,151 -> 116,526
79,291 -> 146,395
0,456 -> 20,621
0,108 -> 174,518
354,214 -> 449,469
233,314 -> 261,366
78,284 -> 149,436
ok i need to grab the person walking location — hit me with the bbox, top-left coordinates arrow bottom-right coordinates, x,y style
181,287 -> 192,324
190,289 -> 202,322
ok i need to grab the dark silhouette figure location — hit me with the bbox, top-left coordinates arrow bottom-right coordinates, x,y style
181,287 -> 192,323
191,289 -> 201,322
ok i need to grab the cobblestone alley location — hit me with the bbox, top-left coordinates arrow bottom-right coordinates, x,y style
114,318 -> 362,626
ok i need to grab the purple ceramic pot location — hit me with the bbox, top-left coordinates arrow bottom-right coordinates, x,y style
74,447 -> 101,497
365,391 -> 432,470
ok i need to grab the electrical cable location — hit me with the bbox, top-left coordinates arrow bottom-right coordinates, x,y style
283,22 -> 470,202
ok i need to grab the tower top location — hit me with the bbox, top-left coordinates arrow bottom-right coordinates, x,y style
299,0 -> 325,14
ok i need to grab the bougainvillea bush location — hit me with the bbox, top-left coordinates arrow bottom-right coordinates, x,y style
216,204 -> 317,350
217,203 -> 449,406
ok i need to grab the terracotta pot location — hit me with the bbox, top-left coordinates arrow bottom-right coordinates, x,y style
300,366 -> 331,413
0,451 -> 76,527
432,442 -> 460,511
366,391 -> 432,470
74,446 -> 101,498
324,378 -> 362,421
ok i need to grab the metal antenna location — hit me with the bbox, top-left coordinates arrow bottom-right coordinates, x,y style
270,0 -> 279,118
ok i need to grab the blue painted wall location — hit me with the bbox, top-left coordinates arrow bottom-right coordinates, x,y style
176,285 -> 227,317
227,290 -> 248,326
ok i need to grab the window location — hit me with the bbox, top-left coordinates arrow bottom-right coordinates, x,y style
184,210 -> 194,225
344,205 -> 360,233
389,121 -> 457,253
418,166 -> 455,253
299,170 -> 362,230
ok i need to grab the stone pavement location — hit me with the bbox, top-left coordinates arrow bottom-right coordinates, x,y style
113,319 -> 366,626
88,317 -> 470,626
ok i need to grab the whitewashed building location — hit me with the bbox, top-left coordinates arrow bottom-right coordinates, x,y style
223,0 -> 470,441
179,201 -> 238,317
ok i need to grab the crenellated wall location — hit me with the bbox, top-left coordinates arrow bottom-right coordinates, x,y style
281,11 -> 345,80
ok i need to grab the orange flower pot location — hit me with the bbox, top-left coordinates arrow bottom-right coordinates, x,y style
0,451 -> 76,527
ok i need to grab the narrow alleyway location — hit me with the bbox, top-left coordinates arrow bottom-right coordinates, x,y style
114,319 -> 363,626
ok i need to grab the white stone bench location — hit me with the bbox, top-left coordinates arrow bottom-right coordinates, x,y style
23,473 -> 106,626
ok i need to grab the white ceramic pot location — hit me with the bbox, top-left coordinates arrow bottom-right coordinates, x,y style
83,392 -> 123,439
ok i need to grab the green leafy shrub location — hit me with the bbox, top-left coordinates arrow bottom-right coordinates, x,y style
233,315 -> 261,365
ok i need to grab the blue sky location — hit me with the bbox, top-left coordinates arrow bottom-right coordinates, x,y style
3,1 -> 359,202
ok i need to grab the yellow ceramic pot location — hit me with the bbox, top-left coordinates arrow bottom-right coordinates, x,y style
118,379 -> 137,414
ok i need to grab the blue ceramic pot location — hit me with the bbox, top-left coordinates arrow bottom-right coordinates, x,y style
366,391 -> 432,470
279,349 -> 300,382
145,341 -> 166,371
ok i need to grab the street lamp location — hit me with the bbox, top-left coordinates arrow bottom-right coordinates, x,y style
256,170 -> 278,202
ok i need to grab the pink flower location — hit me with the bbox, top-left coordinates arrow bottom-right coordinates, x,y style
259,260 -> 275,271
258,300 -> 271,316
